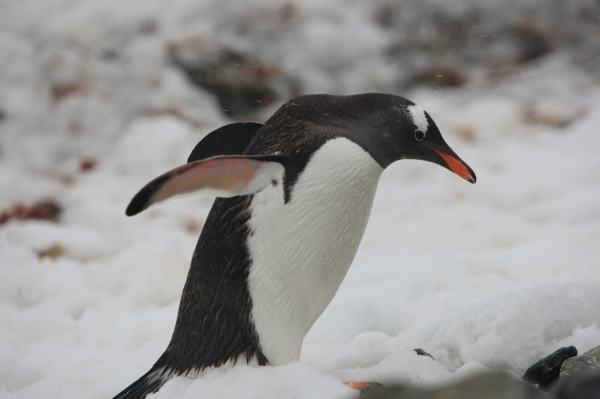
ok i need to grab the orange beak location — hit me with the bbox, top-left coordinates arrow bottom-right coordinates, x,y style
433,149 -> 476,183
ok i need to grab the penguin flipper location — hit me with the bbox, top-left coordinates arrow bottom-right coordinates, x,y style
188,122 -> 263,163
126,154 -> 285,216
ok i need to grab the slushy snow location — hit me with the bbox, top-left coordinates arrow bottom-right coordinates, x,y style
1,1 -> 600,398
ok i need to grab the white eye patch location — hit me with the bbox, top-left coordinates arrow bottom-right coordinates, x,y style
407,104 -> 429,133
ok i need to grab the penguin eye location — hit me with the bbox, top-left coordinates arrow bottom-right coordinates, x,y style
414,129 -> 426,141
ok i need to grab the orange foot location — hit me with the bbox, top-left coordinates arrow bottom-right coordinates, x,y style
344,381 -> 373,390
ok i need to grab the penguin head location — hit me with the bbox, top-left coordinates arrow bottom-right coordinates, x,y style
379,97 -> 476,183
312,93 -> 477,183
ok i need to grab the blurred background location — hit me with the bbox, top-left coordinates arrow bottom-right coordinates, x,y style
1,0 -> 599,175
1,1 -> 599,398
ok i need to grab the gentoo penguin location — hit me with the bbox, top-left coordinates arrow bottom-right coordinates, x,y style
114,93 -> 476,398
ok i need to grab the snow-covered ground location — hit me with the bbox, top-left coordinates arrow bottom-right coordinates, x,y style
1,1 -> 600,398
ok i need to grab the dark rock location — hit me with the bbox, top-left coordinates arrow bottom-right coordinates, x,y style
377,1 -> 600,84
12,202 -> 29,220
360,372 -> 545,399
372,3 -> 396,29
79,157 -> 97,172
554,371 -> 600,399
37,243 -> 65,259
167,39 -> 299,118
278,3 -> 297,21
138,18 -> 157,35
560,345 -> 600,378
522,107 -> 581,129
28,200 -> 62,222
414,348 -> 435,360
0,199 -> 62,225
411,66 -> 467,88
100,48 -> 120,61
512,22 -> 552,63
523,346 -> 578,391
51,81 -> 85,102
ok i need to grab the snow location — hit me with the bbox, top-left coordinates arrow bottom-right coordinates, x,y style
1,0 -> 600,398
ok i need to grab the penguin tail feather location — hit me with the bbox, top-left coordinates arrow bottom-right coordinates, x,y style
113,355 -> 174,399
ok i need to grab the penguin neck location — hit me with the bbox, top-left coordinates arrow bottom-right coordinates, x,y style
246,137 -> 383,365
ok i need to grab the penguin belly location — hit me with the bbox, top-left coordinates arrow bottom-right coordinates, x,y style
246,138 -> 383,365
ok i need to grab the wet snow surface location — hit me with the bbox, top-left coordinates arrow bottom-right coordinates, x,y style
1,1 -> 600,398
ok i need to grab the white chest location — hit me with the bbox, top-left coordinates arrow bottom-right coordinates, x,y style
246,138 -> 383,365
